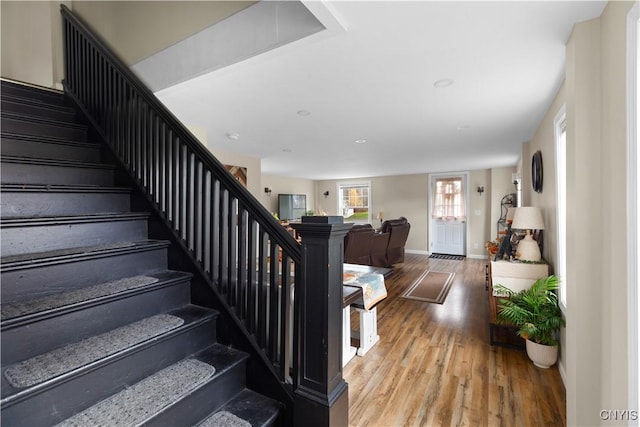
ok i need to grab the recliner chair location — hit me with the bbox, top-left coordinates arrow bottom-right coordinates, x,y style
344,224 -> 375,265
378,217 -> 410,266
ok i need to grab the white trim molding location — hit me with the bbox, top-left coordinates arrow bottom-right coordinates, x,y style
626,1 -> 639,421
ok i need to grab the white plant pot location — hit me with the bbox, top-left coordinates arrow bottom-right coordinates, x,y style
525,339 -> 558,369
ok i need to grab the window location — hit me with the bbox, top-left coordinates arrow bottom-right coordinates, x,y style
338,182 -> 370,224
554,106 -> 567,308
432,177 -> 466,220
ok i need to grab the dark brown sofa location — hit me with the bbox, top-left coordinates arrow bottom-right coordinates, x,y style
343,217 -> 410,267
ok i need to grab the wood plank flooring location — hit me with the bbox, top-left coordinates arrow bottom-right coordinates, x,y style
344,254 -> 566,427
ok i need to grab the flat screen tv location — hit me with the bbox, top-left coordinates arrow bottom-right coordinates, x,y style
278,194 -> 306,221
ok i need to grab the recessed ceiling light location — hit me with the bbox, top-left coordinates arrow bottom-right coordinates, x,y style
226,132 -> 240,141
434,78 -> 454,88
355,139 -> 367,144
297,110 -> 311,116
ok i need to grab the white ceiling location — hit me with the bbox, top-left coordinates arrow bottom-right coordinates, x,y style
149,1 -> 606,180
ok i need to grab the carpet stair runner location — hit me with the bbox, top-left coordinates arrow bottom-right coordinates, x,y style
0,80 -> 280,426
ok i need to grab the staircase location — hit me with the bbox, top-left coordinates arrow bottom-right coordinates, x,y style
0,80 -> 281,427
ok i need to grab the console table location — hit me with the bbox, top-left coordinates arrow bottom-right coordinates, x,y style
488,260 -> 549,347
342,263 -> 391,366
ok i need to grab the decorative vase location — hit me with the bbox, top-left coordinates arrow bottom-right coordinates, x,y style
525,339 -> 558,368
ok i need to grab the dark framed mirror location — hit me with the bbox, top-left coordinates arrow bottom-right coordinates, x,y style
532,150 -> 543,193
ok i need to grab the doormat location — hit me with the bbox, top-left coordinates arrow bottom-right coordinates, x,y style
401,270 -> 455,304
429,253 -> 465,261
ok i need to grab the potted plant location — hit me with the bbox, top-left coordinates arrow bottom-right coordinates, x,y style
495,275 -> 565,368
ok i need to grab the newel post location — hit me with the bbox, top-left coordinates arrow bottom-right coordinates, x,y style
290,216 -> 351,427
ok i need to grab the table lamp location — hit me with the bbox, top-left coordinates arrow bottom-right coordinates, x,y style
511,207 -> 544,262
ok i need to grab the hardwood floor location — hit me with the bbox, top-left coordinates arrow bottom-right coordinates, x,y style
344,254 -> 566,427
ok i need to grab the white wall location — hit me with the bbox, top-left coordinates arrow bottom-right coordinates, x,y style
1,1 -> 68,89
187,126 -> 263,200
524,84 -> 565,275
490,166 -> 517,240
525,2 -> 633,425
71,1 -> 254,65
597,1 -> 634,420
468,169 -> 492,258
260,174 -> 316,218
314,171 -> 495,257
315,174 -> 429,254
0,1 -> 252,89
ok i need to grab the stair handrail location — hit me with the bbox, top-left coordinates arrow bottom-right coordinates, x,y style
59,5 -> 298,258
60,3 -> 302,408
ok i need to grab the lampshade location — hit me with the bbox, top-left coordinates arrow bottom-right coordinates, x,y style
506,207 -> 516,223
511,207 -> 544,230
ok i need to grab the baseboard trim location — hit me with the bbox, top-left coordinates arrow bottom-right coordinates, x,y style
558,359 -> 567,389
405,249 -> 429,255
0,77 -> 63,94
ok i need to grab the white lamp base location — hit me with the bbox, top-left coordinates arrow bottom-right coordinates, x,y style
517,231 -> 541,262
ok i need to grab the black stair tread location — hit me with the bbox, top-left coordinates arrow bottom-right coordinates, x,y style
57,359 -> 216,427
0,80 -> 66,106
1,270 -> 193,326
1,305 -> 219,402
54,344 -> 248,427
1,110 -> 87,130
196,411 -> 252,427
0,155 -> 114,170
1,99 -> 77,123
1,95 -> 75,114
0,239 -> 169,268
199,389 -> 281,427
0,183 -> 131,193
0,132 -> 100,149
0,212 -> 149,227
1,213 -> 151,259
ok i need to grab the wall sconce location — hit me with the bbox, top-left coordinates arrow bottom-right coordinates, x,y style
477,186 -> 484,195
264,187 -> 272,196
323,191 -> 329,198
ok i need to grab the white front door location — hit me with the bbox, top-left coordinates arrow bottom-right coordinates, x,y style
432,219 -> 466,255
430,173 -> 468,256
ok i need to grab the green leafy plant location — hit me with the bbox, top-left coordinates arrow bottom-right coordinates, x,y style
495,275 -> 566,346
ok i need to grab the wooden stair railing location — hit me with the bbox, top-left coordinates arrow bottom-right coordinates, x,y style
60,4 -> 348,426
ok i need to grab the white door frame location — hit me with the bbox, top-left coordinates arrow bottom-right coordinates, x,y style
428,172 -> 469,255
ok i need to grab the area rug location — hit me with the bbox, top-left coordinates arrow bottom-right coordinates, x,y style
429,253 -> 465,261
401,270 -> 455,304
